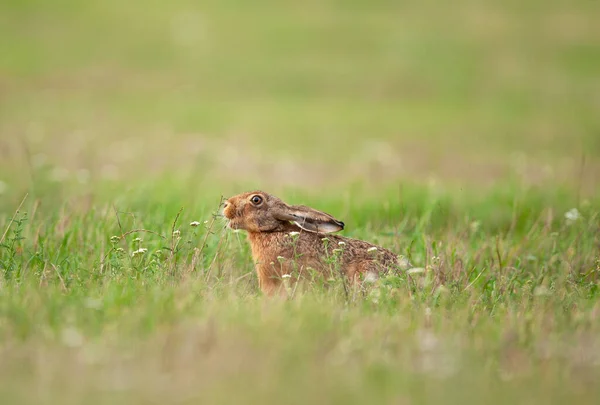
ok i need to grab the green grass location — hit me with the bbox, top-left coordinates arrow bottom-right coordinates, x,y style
1,185 -> 598,404
1,0 -> 600,404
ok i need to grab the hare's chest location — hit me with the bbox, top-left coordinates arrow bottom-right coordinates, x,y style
247,233 -> 323,266
248,233 -> 287,263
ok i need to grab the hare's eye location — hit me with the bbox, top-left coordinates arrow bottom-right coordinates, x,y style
250,195 -> 263,205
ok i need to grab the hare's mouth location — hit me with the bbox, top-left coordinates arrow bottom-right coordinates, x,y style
221,207 -> 236,228
222,206 -> 244,230
227,218 -> 241,229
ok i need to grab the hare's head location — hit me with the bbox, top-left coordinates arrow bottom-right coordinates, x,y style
223,191 -> 345,234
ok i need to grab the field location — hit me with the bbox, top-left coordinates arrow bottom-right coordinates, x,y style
1,0 -> 599,404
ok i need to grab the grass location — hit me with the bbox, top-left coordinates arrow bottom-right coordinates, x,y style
1,0 -> 600,404
1,185 -> 598,404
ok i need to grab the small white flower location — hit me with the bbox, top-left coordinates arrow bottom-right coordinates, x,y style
190,221 -> 201,227
338,241 -> 346,246
133,237 -> 143,243
289,231 -> 300,237
321,237 -> 329,242
204,220 -> 209,224
282,274 -> 292,279
131,248 -> 148,257
172,230 -> 181,237
110,235 -> 120,244
565,208 -> 581,223
332,248 -> 343,254
367,247 -> 378,253
276,256 -> 285,262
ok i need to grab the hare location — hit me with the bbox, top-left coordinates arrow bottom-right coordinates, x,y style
222,191 -> 410,296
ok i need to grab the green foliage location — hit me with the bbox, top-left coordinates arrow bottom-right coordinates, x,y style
0,181 -> 599,404
1,0 -> 599,403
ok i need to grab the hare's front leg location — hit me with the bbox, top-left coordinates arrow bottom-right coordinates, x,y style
255,263 -> 286,297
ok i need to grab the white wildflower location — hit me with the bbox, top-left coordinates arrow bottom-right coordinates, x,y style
172,230 -> 181,237
133,237 -> 143,243
131,248 -> 148,257
565,208 -> 581,223
367,247 -> 378,253
276,256 -> 285,262
190,221 -> 201,227
289,231 -> 300,237
110,235 -> 120,244
332,248 -> 343,254
321,237 -> 329,242
338,241 -> 346,246
282,274 -> 292,279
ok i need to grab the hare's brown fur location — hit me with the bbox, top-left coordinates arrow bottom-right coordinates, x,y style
223,191 -> 407,296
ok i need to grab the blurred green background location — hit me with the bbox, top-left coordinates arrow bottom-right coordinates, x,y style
1,2 -> 600,404
1,0 -> 598,199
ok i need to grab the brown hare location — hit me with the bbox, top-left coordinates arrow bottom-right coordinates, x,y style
222,191 -> 410,296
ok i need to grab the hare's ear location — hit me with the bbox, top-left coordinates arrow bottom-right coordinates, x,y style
273,205 -> 344,233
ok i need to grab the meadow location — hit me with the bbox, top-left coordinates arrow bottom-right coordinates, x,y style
1,0 -> 599,404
